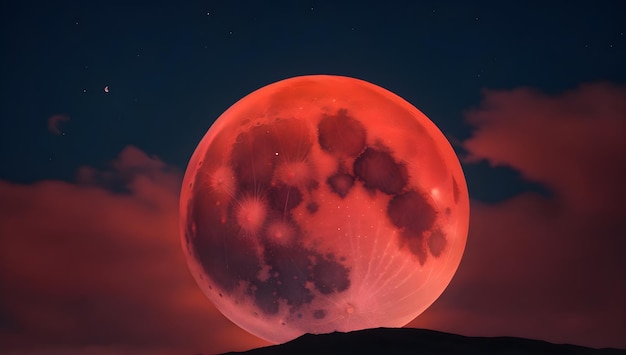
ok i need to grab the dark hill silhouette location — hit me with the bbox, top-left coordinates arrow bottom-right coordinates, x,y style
221,328 -> 625,355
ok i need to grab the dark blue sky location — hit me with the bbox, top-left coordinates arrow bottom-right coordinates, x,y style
2,1 -> 624,201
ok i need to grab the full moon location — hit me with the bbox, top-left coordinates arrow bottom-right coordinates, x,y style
180,75 -> 469,344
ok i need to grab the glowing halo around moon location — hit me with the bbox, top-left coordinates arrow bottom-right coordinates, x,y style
179,75 -> 469,344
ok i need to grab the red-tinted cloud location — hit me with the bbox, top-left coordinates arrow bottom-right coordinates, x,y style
410,83 -> 626,349
4,83 -> 626,354
0,146 -> 270,354
47,114 -> 70,135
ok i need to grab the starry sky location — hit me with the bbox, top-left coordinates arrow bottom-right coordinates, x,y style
1,1 -> 625,354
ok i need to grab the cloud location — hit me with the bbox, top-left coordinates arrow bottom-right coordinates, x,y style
0,146 -> 270,354
463,83 -> 626,215
47,114 -> 70,135
410,83 -> 626,349
4,83 -> 626,353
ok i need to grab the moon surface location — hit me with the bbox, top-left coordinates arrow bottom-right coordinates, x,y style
179,75 -> 469,344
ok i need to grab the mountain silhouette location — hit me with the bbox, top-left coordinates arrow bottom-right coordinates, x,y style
221,328 -> 625,355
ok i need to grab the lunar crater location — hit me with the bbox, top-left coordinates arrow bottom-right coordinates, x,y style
180,75 -> 469,344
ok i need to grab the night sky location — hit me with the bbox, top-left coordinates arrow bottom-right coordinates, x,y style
1,1 -> 625,354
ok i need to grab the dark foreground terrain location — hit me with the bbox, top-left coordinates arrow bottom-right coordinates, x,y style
222,328 -> 626,355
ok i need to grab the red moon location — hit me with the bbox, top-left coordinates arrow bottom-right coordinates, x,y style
180,75 -> 469,344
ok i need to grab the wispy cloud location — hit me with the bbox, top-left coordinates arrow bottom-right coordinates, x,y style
0,146 -> 269,354
411,83 -> 626,349
47,114 -> 70,135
